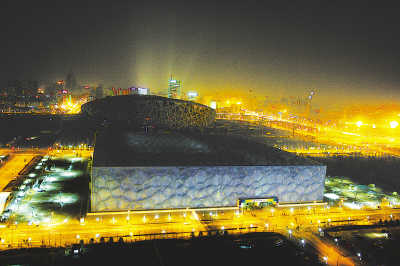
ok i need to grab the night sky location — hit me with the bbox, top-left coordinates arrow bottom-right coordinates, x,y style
1,1 -> 400,105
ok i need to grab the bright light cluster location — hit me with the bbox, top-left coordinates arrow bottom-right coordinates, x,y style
324,176 -> 400,209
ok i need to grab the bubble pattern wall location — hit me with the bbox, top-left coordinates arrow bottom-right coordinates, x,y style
91,165 -> 326,211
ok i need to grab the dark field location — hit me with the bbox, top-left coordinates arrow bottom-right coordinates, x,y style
0,114 -> 95,148
0,233 -> 323,266
312,156 -> 400,193
326,225 -> 400,265
0,114 -> 61,146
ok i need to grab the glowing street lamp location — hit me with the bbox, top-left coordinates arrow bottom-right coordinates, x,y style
390,121 -> 399,129
356,121 -> 363,127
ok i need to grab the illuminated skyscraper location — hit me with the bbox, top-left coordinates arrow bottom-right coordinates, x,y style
168,77 -> 181,99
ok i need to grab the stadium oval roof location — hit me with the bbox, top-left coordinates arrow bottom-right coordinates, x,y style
81,95 -> 216,129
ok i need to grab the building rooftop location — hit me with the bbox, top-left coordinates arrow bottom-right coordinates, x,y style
93,128 -> 321,167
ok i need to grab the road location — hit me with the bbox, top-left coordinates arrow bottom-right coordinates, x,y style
302,232 -> 354,266
2,204 -> 400,265
0,154 -> 36,191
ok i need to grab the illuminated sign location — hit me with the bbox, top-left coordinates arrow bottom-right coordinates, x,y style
128,87 -> 149,95
238,197 -> 279,209
187,91 -> 198,98
137,88 -> 149,95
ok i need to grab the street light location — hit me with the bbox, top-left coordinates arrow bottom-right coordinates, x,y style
390,121 -> 398,129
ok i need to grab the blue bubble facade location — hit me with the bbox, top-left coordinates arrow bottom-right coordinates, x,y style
91,165 -> 326,211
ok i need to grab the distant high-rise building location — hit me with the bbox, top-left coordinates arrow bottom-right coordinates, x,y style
6,80 -> 38,96
55,80 -> 65,91
168,77 -> 181,99
95,85 -> 104,99
65,72 -> 77,94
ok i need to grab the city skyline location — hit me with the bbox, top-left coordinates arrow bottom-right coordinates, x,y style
1,2 -> 400,106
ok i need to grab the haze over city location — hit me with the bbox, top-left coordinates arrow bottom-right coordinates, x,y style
1,1 -> 400,105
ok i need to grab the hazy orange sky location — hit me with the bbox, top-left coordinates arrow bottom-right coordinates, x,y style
1,1 -> 400,107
